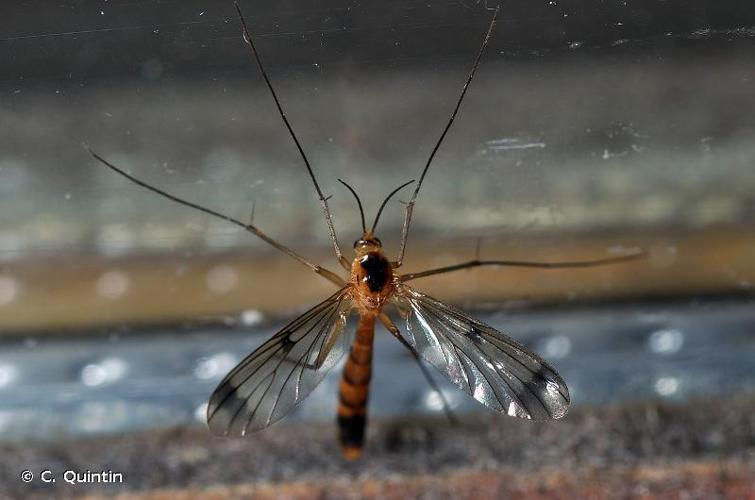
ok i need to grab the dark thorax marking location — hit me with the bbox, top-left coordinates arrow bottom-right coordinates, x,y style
359,253 -> 390,292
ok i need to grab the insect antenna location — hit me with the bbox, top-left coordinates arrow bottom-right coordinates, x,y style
337,179 -> 367,234
396,6 -> 500,266
234,2 -> 346,265
86,147 -> 249,231
370,179 -> 415,233
85,146 -> 346,285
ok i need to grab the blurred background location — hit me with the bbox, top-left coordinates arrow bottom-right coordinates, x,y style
1,0 -> 754,497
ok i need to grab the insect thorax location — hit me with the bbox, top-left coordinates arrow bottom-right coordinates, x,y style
360,252 -> 391,292
351,250 -> 394,310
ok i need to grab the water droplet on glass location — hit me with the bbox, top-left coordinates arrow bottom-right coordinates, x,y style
0,364 -> 18,387
647,328 -> 684,354
654,377 -> 679,397
540,335 -> 572,359
0,276 -> 20,306
194,402 -> 209,422
240,309 -> 264,326
81,358 -> 129,386
96,270 -> 130,299
206,265 -> 238,294
194,353 -> 237,380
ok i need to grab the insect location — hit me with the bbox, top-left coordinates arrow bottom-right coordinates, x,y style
89,3 -> 642,459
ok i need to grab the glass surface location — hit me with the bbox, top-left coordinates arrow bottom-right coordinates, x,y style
1,0 -> 753,495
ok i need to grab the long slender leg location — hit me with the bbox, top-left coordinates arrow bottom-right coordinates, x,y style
234,2 -> 349,270
87,148 -> 345,287
399,252 -> 645,282
395,6 -> 500,268
379,313 -> 459,425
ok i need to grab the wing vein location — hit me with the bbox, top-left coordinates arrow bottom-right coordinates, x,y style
391,283 -> 569,420
207,288 -> 353,436
255,300 -> 342,432
419,300 -> 526,413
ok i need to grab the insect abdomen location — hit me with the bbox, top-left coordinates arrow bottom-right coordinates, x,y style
337,314 -> 375,460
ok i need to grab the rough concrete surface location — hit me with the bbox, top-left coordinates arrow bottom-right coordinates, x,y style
5,395 -> 754,499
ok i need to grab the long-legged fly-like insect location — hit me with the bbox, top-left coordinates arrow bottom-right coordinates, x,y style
88,3 -> 643,459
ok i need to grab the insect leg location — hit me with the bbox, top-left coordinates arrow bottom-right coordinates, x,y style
378,312 -> 459,426
87,148 -> 345,287
399,251 -> 645,282
395,6 -> 500,268
234,2 -> 349,270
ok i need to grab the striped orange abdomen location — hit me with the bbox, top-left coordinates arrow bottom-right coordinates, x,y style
337,314 -> 375,460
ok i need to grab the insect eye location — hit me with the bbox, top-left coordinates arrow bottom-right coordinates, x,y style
353,238 -> 381,248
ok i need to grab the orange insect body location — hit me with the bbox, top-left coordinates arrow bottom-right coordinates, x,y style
337,313 -> 375,460
339,234 -> 396,458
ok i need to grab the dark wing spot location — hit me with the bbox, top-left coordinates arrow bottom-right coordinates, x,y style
280,336 -> 295,351
466,328 -> 483,343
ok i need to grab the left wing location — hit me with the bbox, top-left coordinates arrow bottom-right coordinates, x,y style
207,288 -> 353,436
391,284 -> 569,420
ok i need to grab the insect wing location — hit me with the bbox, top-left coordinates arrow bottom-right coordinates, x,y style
392,284 -> 569,420
207,288 -> 353,436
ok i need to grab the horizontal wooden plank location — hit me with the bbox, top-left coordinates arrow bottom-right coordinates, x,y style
0,226 -> 752,332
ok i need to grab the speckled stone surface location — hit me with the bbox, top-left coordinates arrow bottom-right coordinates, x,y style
6,395 -> 754,498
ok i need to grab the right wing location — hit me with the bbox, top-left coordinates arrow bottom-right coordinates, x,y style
391,283 -> 569,420
207,288 -> 353,436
